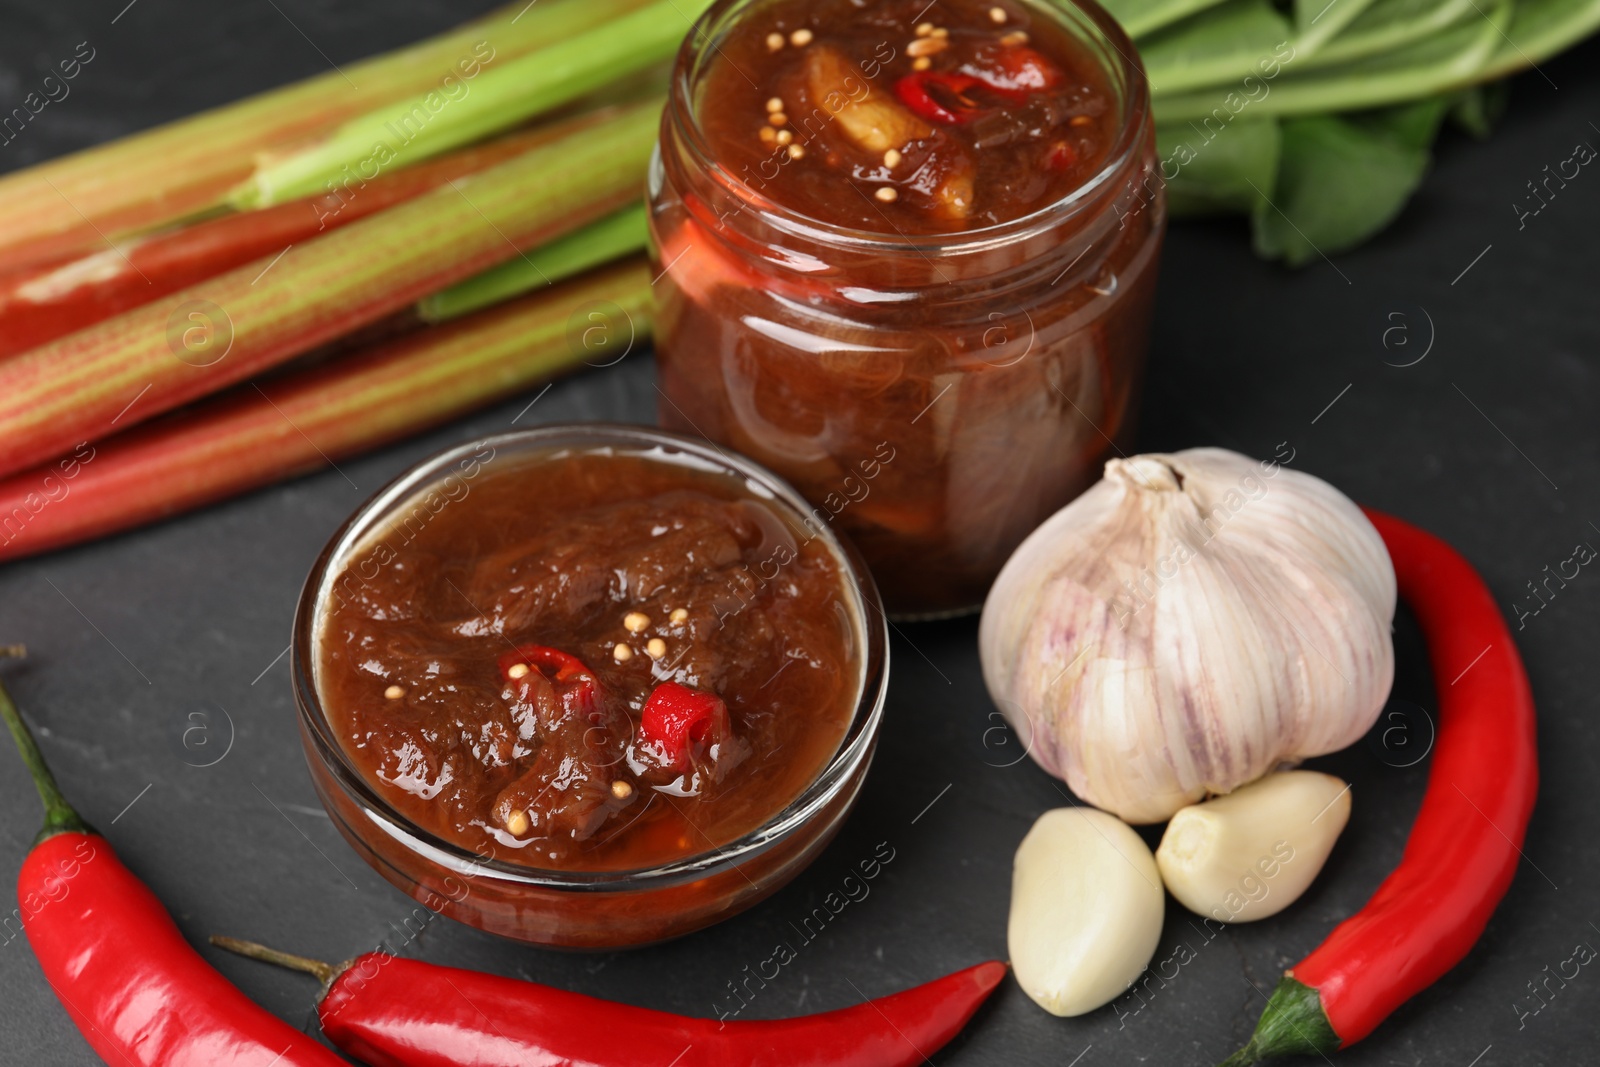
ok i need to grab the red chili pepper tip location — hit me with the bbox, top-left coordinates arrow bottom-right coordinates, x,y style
894,72 -> 983,125
639,681 -> 729,771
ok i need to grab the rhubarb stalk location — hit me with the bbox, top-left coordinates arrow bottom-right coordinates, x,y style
0,101 -> 660,480
236,0 -> 711,207
0,126 -> 579,360
0,0 -> 653,273
0,261 -> 650,561
417,202 -> 649,323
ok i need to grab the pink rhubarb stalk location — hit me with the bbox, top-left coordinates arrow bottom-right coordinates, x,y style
0,260 -> 650,561
0,101 -> 658,480
0,0 -> 652,274
0,126 -> 571,360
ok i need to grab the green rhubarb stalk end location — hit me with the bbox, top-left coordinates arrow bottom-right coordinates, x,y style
0,648 -> 95,846
417,200 -> 650,323
233,0 -> 706,209
1216,976 -> 1340,1066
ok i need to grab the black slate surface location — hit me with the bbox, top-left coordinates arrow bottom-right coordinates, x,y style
1,3 -> 1597,1064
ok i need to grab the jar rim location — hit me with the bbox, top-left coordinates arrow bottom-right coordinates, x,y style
664,0 -> 1154,255
291,423 -> 890,891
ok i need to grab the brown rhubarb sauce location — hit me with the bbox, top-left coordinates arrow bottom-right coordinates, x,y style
650,0 -> 1163,616
315,447 -> 862,871
694,0 -> 1119,230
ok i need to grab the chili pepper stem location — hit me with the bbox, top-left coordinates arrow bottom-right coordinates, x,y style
0,648 -> 95,845
1216,977 -> 1341,1066
210,937 -> 341,988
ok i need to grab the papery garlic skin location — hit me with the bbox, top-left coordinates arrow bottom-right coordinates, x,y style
1157,770 -> 1352,923
980,448 -> 1395,824
1008,807 -> 1164,1017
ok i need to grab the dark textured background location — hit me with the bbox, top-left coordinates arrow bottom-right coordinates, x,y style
1,2 -> 1596,1064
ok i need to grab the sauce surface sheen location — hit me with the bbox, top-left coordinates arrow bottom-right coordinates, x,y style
317,449 -> 861,870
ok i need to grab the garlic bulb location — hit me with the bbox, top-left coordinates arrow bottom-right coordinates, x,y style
979,448 -> 1395,824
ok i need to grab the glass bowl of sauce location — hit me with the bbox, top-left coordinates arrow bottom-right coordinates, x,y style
292,424 -> 888,948
649,0 -> 1164,617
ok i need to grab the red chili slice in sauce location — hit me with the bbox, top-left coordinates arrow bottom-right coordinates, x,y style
960,45 -> 1063,97
894,72 -> 985,124
499,643 -> 603,719
639,681 -> 731,771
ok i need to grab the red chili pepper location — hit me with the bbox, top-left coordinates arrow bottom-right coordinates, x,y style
894,43 -> 1064,127
0,654 -> 345,1067
639,681 -> 730,771
214,936 -> 1006,1067
500,642 -> 603,719
960,45 -> 1063,97
499,642 -> 596,687
894,72 -> 984,124
1218,510 -> 1539,1065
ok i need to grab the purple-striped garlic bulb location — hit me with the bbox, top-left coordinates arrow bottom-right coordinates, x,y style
979,448 -> 1395,823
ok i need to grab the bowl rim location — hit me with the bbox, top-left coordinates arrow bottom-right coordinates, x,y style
291,422 -> 890,891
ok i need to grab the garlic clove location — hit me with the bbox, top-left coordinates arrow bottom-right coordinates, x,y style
1156,770 -> 1351,924
1008,807 -> 1165,1017
804,44 -> 932,153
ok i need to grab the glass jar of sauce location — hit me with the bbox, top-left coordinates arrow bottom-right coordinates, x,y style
648,0 -> 1164,617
